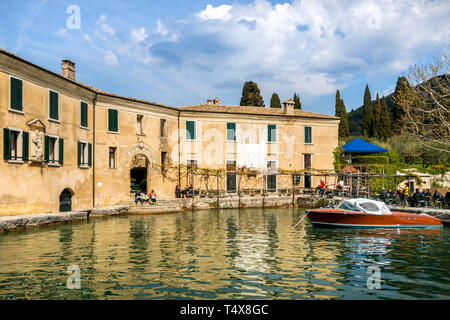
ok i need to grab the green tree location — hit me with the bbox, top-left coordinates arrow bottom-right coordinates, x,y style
362,84 -> 373,137
391,76 -> 410,135
373,93 -> 381,138
293,93 -> 302,109
270,92 -> 281,108
335,89 -> 349,137
240,81 -> 265,107
378,96 -> 392,141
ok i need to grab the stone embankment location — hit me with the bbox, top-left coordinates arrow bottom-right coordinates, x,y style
0,205 -> 129,233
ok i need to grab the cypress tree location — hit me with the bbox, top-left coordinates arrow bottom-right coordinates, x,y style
270,93 -> 282,108
362,84 -> 373,137
240,81 -> 265,107
335,90 -> 341,116
335,90 -> 349,137
374,93 -> 381,138
392,76 -> 410,135
293,93 -> 302,109
378,96 -> 392,141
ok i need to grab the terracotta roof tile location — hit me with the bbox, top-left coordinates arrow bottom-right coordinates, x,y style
179,104 -> 339,119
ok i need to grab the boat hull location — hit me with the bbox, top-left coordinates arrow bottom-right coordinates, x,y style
307,209 -> 443,229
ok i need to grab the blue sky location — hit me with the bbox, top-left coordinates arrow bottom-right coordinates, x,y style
0,0 -> 449,115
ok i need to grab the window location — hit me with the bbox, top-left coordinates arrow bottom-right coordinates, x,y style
226,160 -> 237,193
305,126 -> 312,144
268,124 -> 276,142
77,141 -> 91,167
161,152 -> 167,171
44,135 -> 63,165
80,102 -> 88,128
338,201 -> 362,212
109,147 -> 116,169
226,123 -> 236,142
304,154 -> 312,169
186,121 -> 196,140
3,128 -> 28,162
160,119 -> 167,137
186,159 -> 198,171
49,90 -> 59,121
136,114 -> 144,135
266,160 -> 277,192
108,109 -> 118,132
303,154 -> 312,189
10,77 -> 23,112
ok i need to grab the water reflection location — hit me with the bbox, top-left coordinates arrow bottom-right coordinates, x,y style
0,208 -> 449,300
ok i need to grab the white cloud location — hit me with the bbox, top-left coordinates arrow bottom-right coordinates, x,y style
198,4 -> 233,20
176,0 -> 450,99
104,50 -> 118,65
97,15 -> 116,36
130,27 -> 148,42
55,28 -> 67,36
156,20 -> 168,36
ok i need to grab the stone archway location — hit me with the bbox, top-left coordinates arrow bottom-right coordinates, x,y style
130,154 -> 149,193
122,142 -> 157,194
59,188 -> 74,212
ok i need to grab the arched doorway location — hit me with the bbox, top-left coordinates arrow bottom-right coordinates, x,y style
130,154 -> 149,193
59,188 -> 73,212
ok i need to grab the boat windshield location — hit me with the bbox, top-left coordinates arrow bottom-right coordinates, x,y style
338,201 -> 362,212
358,201 -> 391,214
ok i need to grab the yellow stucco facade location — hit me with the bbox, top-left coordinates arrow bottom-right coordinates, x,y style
0,49 -> 339,216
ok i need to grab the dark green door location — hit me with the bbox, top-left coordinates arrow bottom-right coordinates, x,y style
59,189 -> 72,212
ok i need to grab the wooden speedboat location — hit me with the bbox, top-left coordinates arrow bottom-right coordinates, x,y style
307,199 -> 443,229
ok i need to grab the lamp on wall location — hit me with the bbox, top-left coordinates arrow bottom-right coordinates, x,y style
139,141 -> 144,149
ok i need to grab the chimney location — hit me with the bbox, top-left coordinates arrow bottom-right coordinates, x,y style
213,97 -> 219,105
283,99 -> 295,115
207,99 -> 212,105
61,60 -> 76,81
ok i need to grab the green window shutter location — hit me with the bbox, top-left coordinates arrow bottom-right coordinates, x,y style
114,110 -> 118,132
88,143 -> 92,167
305,127 -> 311,143
108,109 -> 118,132
80,102 -> 88,127
22,131 -> 29,161
59,138 -> 64,165
50,91 -> 59,120
3,128 -> 10,160
227,123 -> 236,141
77,141 -> 81,166
268,124 -> 276,142
10,78 -> 23,111
186,121 -> 195,140
44,136 -> 49,163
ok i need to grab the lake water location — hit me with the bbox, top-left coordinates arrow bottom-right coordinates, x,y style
0,208 -> 449,300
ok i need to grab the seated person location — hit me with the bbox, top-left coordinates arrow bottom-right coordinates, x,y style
412,189 -> 424,207
433,189 -> 443,206
150,189 -> 157,204
380,188 -> 387,201
183,185 -> 193,198
142,193 -> 150,205
135,190 -> 143,206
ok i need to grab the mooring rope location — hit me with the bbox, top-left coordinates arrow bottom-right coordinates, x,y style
292,210 -> 310,229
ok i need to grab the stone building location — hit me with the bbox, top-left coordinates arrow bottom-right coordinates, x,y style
0,48 -> 339,216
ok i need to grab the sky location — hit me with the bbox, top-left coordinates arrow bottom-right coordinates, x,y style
0,0 -> 449,115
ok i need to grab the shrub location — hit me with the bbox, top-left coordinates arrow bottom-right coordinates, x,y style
352,156 -> 389,164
